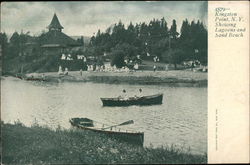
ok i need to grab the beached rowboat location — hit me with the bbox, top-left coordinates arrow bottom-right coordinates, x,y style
16,74 -> 46,81
25,77 -> 46,81
69,118 -> 144,146
101,93 -> 163,106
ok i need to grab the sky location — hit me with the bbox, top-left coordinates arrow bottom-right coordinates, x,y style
1,1 -> 207,37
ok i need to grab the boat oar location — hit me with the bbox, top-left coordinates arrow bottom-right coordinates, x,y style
118,120 -> 134,126
102,120 -> 134,130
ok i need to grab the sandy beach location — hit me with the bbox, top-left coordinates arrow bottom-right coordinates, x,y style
26,70 -> 207,87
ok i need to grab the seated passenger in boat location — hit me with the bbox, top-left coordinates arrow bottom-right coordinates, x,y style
134,88 -> 143,98
120,89 -> 129,100
138,88 -> 142,97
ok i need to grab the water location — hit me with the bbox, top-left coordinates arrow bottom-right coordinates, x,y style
1,77 -> 207,154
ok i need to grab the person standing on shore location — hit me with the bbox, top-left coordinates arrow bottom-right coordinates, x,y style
58,65 -> 63,75
165,64 -> 169,71
191,61 -> 195,71
134,63 -> 139,71
42,74 -> 45,80
153,65 -> 156,72
64,68 -> 69,75
80,69 -> 82,76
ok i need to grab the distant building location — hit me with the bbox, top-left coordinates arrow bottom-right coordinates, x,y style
39,13 -> 81,56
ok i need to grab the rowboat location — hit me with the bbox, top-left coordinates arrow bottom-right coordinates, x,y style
69,117 -> 144,146
101,93 -> 163,106
25,77 -> 46,81
16,74 -> 46,81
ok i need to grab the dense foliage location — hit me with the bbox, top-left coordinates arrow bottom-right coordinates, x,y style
0,17 -> 207,73
88,18 -> 207,68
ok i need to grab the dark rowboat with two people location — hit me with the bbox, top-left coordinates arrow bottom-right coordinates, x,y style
69,117 -> 144,146
101,93 -> 163,107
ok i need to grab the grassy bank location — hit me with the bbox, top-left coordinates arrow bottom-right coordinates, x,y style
26,70 -> 207,87
1,122 -> 207,164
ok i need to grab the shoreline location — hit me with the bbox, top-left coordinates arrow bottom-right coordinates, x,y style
24,70 -> 207,87
2,121 -> 207,164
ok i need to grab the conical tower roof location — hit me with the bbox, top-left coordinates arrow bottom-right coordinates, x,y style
47,13 -> 64,31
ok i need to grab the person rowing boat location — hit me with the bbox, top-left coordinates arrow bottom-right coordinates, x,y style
134,88 -> 143,98
118,89 -> 129,100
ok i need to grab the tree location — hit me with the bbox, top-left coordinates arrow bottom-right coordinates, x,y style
0,32 -> 8,58
111,49 -> 125,68
170,19 -> 179,40
126,22 -> 136,44
195,22 -> 207,65
10,32 -> 20,45
160,17 -> 168,37
111,21 -> 126,45
8,32 -> 21,58
162,49 -> 185,69
89,36 -> 95,46
86,17 -> 208,69
180,19 -> 190,41
110,43 -> 137,68
77,36 -> 84,47
19,33 -> 28,56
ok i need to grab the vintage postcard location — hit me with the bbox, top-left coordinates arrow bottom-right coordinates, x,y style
0,1 -> 249,164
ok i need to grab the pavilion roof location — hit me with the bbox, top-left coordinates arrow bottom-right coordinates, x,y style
47,13 -> 64,30
39,30 -> 81,47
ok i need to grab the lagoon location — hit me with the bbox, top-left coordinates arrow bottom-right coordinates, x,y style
1,77 -> 207,155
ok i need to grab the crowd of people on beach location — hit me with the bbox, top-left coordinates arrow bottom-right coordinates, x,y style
58,59 -> 207,76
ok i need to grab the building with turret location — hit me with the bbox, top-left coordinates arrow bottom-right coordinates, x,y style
39,13 -> 81,56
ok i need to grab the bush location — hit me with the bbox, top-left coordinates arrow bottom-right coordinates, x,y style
111,50 -> 125,68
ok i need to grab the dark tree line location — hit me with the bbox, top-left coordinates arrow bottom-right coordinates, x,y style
86,18 -> 207,68
0,17 -> 207,73
0,32 -> 40,60
0,31 -> 86,74
0,32 -> 42,73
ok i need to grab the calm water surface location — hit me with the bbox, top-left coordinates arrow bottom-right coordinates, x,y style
1,77 -> 207,154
